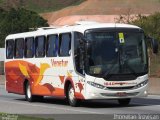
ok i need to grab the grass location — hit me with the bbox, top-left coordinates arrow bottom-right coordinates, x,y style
0,0 -> 4,4
27,0 -> 86,13
70,0 -> 85,6
0,113 -> 54,120
0,0 -> 86,13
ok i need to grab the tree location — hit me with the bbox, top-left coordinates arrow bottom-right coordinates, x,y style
132,12 -> 160,41
115,8 -> 136,24
0,8 -> 49,47
116,11 -> 160,42
132,13 -> 160,77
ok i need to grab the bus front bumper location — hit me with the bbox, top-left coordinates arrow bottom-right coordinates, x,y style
84,84 -> 148,100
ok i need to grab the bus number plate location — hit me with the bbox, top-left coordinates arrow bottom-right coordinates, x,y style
117,92 -> 127,97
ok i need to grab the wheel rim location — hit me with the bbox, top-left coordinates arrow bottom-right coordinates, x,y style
27,84 -> 31,99
69,87 -> 75,103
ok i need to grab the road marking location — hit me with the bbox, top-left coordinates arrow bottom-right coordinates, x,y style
0,99 -> 103,114
132,102 -> 160,107
131,102 -> 154,106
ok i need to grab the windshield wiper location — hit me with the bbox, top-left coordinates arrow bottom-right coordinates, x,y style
118,44 -> 138,77
123,59 -> 138,77
102,60 -> 118,79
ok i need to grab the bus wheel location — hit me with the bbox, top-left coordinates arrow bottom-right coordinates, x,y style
67,84 -> 80,107
118,98 -> 131,106
25,82 -> 36,102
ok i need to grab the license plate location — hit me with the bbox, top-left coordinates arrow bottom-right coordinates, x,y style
117,92 -> 127,97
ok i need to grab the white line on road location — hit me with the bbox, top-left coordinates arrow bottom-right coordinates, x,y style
0,99 -> 102,114
132,102 -> 160,107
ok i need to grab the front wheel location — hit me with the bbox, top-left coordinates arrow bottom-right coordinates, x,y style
67,84 -> 80,107
118,98 -> 131,106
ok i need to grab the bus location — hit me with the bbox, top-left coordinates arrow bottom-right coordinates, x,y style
5,21 -> 158,107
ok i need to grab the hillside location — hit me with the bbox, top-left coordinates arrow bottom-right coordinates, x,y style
0,0 -> 85,13
41,0 -> 160,25
1,0 -> 160,25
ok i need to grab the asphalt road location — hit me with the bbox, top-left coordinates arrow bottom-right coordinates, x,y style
0,85 -> 160,120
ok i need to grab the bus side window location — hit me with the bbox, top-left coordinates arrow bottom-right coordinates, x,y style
15,38 -> 24,58
46,34 -> 58,57
25,37 -> 34,58
35,36 -> 45,58
6,40 -> 14,59
59,33 -> 71,57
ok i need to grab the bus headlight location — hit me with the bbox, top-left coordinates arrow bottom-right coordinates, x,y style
134,79 -> 148,89
87,81 -> 105,89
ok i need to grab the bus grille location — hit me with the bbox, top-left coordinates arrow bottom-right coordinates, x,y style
106,86 -> 135,91
101,92 -> 139,97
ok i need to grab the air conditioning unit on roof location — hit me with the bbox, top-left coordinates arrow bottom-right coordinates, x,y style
75,21 -> 99,25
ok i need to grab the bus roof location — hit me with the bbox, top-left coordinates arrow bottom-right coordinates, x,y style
5,22 -> 141,40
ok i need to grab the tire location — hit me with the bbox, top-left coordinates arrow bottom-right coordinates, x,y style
67,84 -> 80,107
118,98 -> 131,106
25,82 -> 35,102
25,82 -> 43,102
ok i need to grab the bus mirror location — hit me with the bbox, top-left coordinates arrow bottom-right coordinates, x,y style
151,38 -> 158,54
85,40 -> 92,55
78,38 -> 92,71
78,38 -> 92,55
78,39 -> 85,70
146,36 -> 158,54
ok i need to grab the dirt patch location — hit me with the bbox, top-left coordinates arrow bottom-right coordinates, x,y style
52,15 -> 119,26
41,0 -> 160,25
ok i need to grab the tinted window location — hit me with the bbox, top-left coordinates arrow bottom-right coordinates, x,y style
46,35 -> 58,57
15,38 -> 24,58
59,33 -> 71,56
6,40 -> 14,59
25,37 -> 34,58
35,36 -> 45,57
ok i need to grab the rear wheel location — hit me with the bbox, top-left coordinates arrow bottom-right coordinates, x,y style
67,84 -> 80,107
118,98 -> 131,106
25,82 -> 43,102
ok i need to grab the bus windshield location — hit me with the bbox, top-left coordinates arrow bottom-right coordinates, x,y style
85,28 -> 148,80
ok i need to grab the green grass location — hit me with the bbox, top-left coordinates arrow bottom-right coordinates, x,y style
0,0 -> 4,4
70,0 -> 86,6
0,0 -> 86,13
0,113 -> 54,120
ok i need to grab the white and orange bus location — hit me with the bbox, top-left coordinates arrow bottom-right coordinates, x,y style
5,21 -> 158,106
